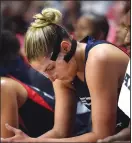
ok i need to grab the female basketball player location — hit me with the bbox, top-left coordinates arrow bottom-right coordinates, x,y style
97,10 -> 131,143
2,8 -> 129,142
1,30 -> 54,138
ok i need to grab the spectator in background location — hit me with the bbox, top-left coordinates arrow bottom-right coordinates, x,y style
1,1 -> 31,17
74,12 -> 109,41
3,15 -> 28,35
123,12 -> 130,56
81,1 -> 113,16
106,1 -> 130,26
43,1 -> 62,12
2,1 -> 32,56
2,15 -> 28,56
114,10 -> 130,55
106,0 -> 130,44
61,1 -> 82,34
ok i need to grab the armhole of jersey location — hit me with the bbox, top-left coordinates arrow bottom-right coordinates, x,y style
106,42 -> 130,57
8,75 -> 53,112
8,75 -> 31,95
84,41 -> 130,85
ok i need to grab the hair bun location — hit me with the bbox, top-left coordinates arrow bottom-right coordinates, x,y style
31,8 -> 62,28
42,8 -> 62,24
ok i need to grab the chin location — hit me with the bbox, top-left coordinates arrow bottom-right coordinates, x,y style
59,76 -> 71,82
62,79 -> 72,84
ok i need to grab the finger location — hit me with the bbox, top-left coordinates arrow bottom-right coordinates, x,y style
1,138 -> 10,143
113,141 -> 130,143
1,138 -> 4,140
97,139 -> 103,142
1,138 -> 4,141
1,136 -> 16,143
1,138 -> 5,143
5,123 -> 20,134
97,138 -> 113,143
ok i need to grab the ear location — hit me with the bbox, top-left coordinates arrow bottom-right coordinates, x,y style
60,41 -> 71,54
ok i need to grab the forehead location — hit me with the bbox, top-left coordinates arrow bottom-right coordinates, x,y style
32,56 -> 53,68
125,11 -> 130,26
120,11 -> 130,26
78,16 -> 93,26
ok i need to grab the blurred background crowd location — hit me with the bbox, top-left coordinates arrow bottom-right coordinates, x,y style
1,0 -> 131,55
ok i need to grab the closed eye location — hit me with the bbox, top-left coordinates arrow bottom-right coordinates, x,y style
45,65 -> 55,72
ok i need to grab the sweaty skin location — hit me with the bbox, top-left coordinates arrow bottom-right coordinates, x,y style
1,77 -> 27,138
97,10 -> 131,143
1,7 -> 130,143
1,42 -> 129,142
97,123 -> 130,142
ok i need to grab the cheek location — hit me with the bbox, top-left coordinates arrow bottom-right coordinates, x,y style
123,29 -> 128,34
55,61 -> 68,73
116,28 -> 127,38
56,61 -> 74,78
67,60 -> 77,76
55,57 -> 77,79
70,63 -> 77,76
85,29 -> 93,36
116,27 -> 122,34
121,30 -> 128,40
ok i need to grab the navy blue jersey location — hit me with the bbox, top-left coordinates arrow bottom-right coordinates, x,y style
73,36 -> 129,133
73,36 -> 109,110
0,56 -> 92,136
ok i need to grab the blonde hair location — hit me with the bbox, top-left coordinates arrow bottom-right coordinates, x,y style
25,8 -> 63,62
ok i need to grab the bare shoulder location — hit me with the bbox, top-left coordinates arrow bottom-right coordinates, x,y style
1,77 -> 18,89
1,77 -> 20,89
88,43 -> 129,63
87,43 -> 129,76
1,77 -> 27,101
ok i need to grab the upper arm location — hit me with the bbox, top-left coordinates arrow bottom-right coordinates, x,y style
52,80 -> 77,137
86,48 -> 119,138
1,80 -> 19,138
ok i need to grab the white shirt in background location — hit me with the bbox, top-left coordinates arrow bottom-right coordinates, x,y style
118,61 -> 130,118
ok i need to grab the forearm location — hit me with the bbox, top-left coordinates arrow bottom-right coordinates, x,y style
34,132 -> 99,142
37,129 -> 66,139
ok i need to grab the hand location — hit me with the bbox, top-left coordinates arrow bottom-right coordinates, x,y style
97,136 -> 130,143
97,136 -> 116,142
1,123 -> 34,142
98,140 -> 130,143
